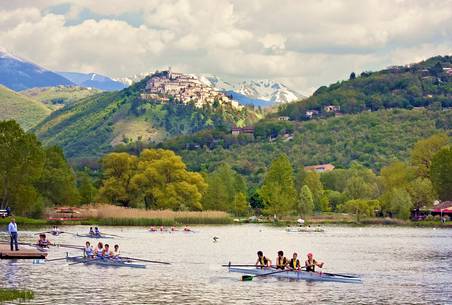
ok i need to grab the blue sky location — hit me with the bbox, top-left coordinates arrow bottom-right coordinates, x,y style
1,0 -> 451,94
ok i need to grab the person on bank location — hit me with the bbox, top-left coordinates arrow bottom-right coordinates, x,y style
305,253 -> 324,272
275,250 -> 288,270
8,218 -> 19,251
255,251 -> 272,268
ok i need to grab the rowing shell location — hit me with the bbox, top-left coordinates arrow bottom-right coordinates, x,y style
76,234 -> 114,239
286,227 -> 325,233
228,267 -> 362,283
66,256 -> 146,269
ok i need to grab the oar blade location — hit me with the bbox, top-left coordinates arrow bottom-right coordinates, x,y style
241,275 -> 253,281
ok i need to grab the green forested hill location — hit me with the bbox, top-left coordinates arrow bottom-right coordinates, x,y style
22,86 -> 101,111
34,77 -> 256,158
174,109 -> 452,186
280,55 -> 452,120
0,85 -> 51,130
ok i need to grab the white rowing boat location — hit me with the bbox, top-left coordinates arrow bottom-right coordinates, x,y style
286,227 -> 325,233
76,233 -> 114,239
66,255 -> 146,269
228,267 -> 362,283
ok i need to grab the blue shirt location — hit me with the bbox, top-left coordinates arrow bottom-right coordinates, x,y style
8,222 -> 17,234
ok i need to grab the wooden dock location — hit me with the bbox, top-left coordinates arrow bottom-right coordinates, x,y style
0,244 -> 47,259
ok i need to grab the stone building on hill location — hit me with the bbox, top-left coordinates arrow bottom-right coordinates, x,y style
141,68 -> 242,109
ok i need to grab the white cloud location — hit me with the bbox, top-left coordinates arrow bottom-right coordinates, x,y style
0,0 -> 451,95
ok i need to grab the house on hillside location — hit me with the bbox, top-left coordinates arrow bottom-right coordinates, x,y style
278,116 -> 290,121
304,163 -> 335,173
324,105 -> 341,113
305,110 -> 319,119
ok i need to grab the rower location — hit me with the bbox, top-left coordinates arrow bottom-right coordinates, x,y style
305,252 -> 324,272
150,226 -> 157,232
51,226 -> 60,236
102,244 -> 112,259
275,250 -> 288,270
255,251 -> 272,268
160,226 -> 165,232
89,227 -> 95,236
112,244 -> 120,259
84,241 -> 94,258
183,225 -> 191,232
213,236 -> 219,242
289,252 -> 301,271
94,242 -> 104,258
37,233 -> 53,248
94,227 -> 101,237
170,226 -> 177,232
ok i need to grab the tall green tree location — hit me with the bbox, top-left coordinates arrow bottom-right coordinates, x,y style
303,171 -> 324,211
298,185 -> 314,216
202,163 -> 247,212
232,192 -> 249,216
344,176 -> 376,200
78,172 -> 97,204
36,146 -> 80,205
260,154 -> 297,217
387,188 -> 413,219
430,146 -> 452,200
406,177 -> 436,209
411,133 -> 448,178
0,120 -> 44,215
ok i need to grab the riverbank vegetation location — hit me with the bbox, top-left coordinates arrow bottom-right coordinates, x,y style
0,288 -> 33,302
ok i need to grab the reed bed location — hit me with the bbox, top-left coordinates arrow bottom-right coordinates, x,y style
0,289 -> 33,302
77,204 -> 232,225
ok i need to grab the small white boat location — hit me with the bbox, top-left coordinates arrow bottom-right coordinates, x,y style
286,227 -> 325,233
228,267 -> 362,284
66,256 -> 146,269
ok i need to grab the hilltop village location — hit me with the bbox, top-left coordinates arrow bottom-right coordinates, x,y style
141,69 -> 242,109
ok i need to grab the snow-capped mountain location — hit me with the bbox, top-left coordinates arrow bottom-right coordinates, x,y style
0,48 -> 73,91
58,71 -> 125,91
114,72 -> 151,87
115,72 -> 305,106
235,80 -> 304,104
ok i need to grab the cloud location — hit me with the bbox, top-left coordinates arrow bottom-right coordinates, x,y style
0,0 -> 451,94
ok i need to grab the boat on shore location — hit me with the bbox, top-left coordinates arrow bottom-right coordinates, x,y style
76,233 -> 114,239
286,227 -> 325,233
66,256 -> 146,268
228,267 -> 362,283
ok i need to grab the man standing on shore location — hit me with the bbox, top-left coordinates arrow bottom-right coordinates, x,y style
8,218 -> 19,251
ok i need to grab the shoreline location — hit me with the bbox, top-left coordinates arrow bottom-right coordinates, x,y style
1,216 -> 450,228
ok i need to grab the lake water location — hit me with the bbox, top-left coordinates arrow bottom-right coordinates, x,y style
1,225 -> 451,304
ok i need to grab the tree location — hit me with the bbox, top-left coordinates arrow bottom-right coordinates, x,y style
36,146 -> 80,205
232,192 -> 249,216
303,171 -> 324,211
98,149 -> 207,210
260,154 -> 297,218
338,199 -> 380,222
430,147 -> 452,200
0,120 -> 44,215
380,161 -> 413,190
410,133 -> 448,178
406,177 -> 436,209
387,188 -> 413,219
344,176 -> 376,200
202,163 -> 247,211
298,185 -> 314,216
78,172 -> 97,204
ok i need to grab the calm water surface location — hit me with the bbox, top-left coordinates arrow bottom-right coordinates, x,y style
0,225 -> 451,305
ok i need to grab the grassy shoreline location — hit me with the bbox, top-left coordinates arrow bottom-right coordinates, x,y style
0,288 -> 33,302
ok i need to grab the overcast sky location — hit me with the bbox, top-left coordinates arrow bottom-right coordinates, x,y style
1,0 -> 451,94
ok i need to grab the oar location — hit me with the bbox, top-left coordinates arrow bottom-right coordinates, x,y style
121,256 -> 171,265
320,271 -> 359,278
100,233 -> 121,237
242,269 -> 288,281
46,256 -> 81,262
